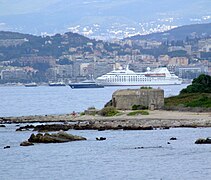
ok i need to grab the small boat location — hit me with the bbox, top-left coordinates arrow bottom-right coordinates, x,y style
24,82 -> 38,87
69,80 -> 104,89
49,82 -> 66,86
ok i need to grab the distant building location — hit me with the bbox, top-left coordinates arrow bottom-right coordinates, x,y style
184,45 -> 192,55
201,45 -> 211,52
177,65 -> 208,79
168,46 -> 186,52
112,88 -> 164,110
136,54 -> 156,63
134,40 -> 162,49
169,57 -> 189,66
80,63 -> 92,76
19,56 -> 56,66
130,62 -> 160,73
1,68 -> 28,81
94,62 -> 113,78
198,38 -> 211,51
46,65 -> 73,81
158,55 -> 171,66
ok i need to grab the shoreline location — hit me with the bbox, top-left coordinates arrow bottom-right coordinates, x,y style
1,110 -> 211,128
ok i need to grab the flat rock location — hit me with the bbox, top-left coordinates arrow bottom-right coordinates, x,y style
28,131 -> 86,143
96,137 -> 106,141
4,145 -> 10,149
33,124 -> 72,132
16,125 -> 34,131
20,141 -> 34,146
195,138 -> 211,144
170,137 -> 177,140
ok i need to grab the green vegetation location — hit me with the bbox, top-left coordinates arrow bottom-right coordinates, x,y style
132,104 -> 148,110
80,112 -> 85,116
115,112 -> 125,116
140,86 -> 152,89
167,50 -> 187,58
98,106 -> 119,117
165,74 -> 211,110
87,106 -> 96,110
88,111 -> 97,116
127,110 -> 149,116
180,74 -> 211,94
165,93 -> 211,108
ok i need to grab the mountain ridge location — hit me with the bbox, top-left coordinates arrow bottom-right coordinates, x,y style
0,0 -> 211,38
126,23 -> 211,41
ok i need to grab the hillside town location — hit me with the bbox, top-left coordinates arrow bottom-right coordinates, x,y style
0,29 -> 211,84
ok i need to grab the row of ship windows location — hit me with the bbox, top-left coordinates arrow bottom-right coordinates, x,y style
106,77 -> 165,82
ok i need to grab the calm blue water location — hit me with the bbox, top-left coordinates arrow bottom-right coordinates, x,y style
0,84 -> 188,117
0,125 -> 211,180
1,84 -> 211,180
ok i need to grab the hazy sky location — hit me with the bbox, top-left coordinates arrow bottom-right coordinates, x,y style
0,0 -> 210,35
0,0 -> 210,17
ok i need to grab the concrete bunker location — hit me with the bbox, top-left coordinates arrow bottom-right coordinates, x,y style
112,88 -> 164,110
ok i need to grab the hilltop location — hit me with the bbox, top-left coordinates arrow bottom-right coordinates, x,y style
127,23 -> 211,41
0,30 -> 123,61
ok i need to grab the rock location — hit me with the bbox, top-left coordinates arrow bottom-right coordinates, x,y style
16,128 -> 30,131
167,142 -> 171,144
16,125 -> 35,131
53,131 -> 87,141
195,138 -> 211,144
33,124 -> 72,132
98,127 -> 106,131
161,126 -> 170,130
123,126 -> 153,130
96,137 -> 106,141
28,131 -> 86,143
135,146 -> 162,149
20,141 -> 34,146
4,145 -> 10,149
0,125 -> 6,127
135,147 -> 144,149
170,137 -> 177,140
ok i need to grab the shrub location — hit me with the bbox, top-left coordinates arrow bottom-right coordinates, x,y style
140,86 -> 152,89
80,112 -> 85,116
127,110 -> 149,116
87,106 -> 96,110
98,106 -> 119,117
132,104 -> 148,110
165,93 -> 211,109
180,74 -> 211,94
104,99 -> 113,107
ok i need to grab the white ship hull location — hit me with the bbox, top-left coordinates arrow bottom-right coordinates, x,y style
97,80 -> 182,86
96,66 -> 182,86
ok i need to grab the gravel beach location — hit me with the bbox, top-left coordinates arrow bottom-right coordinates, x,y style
1,110 -> 211,128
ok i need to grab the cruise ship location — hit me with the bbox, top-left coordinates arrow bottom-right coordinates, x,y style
96,66 -> 182,86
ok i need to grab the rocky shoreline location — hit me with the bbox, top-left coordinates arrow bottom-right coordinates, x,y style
1,110 -> 211,129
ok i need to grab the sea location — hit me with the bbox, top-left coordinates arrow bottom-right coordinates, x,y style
1,84 -> 211,180
0,84 -> 188,117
